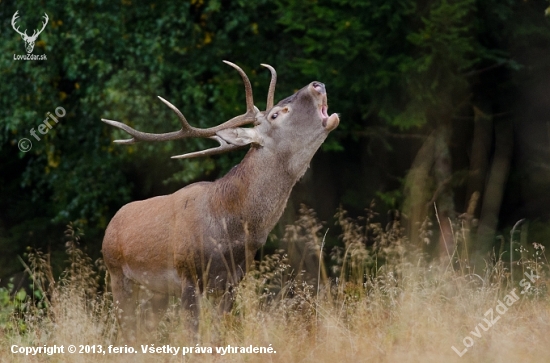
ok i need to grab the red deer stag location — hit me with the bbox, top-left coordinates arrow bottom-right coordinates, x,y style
101,61 -> 339,339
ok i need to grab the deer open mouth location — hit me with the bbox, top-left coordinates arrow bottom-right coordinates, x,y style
321,104 -> 339,131
321,104 -> 329,119
320,104 -> 330,127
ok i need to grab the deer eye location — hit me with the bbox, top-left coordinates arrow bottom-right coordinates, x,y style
271,112 -> 278,119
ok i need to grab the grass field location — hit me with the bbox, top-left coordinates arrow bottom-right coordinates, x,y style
1,208 -> 548,362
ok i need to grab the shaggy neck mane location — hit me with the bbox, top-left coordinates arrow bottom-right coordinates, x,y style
211,146 -> 297,233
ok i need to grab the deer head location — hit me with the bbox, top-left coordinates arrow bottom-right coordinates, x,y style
102,61 -> 338,160
12,11 -> 49,54
101,61 -> 339,341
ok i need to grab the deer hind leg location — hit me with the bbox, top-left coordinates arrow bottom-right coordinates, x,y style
109,269 -> 139,342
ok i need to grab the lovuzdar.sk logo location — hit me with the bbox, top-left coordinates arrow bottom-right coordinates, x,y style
12,10 -> 48,61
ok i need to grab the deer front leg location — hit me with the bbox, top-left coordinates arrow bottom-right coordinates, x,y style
181,283 -> 200,334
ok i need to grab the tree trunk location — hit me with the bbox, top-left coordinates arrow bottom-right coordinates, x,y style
465,106 -> 493,215
474,120 -> 513,268
432,125 -> 455,258
403,131 -> 435,246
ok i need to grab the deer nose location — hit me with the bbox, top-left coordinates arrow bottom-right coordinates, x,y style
311,82 -> 326,94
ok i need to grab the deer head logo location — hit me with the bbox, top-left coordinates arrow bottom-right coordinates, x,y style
11,11 -> 49,54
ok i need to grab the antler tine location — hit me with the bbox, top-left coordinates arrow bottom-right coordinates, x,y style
157,96 -> 203,136
223,60 -> 254,113
171,136 -> 244,159
261,64 -> 277,111
101,118 -> 188,144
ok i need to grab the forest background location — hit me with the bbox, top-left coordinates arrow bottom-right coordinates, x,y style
2,0 -> 550,280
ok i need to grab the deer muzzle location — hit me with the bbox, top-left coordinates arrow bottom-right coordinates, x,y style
309,82 -> 339,131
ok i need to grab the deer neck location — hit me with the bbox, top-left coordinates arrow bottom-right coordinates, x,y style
212,145 -> 307,236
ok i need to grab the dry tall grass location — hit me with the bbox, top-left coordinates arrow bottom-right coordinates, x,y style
1,208 -> 548,363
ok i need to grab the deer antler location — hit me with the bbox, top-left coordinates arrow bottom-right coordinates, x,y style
261,64 -> 277,111
102,61 -> 277,159
11,11 -> 27,38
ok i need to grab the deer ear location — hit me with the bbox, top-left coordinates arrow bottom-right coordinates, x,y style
216,128 -> 263,146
